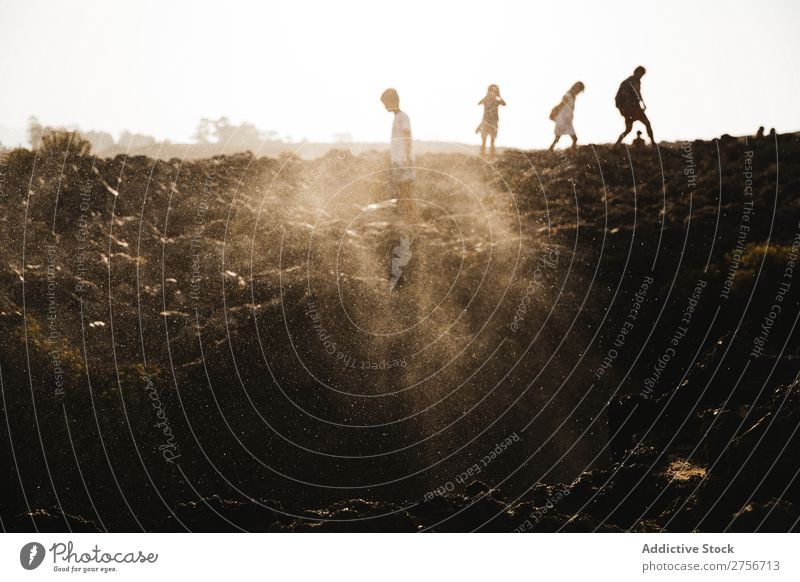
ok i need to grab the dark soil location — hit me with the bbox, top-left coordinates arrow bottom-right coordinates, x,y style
1,134 -> 798,531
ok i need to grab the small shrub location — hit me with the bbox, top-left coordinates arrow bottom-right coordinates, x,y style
36,129 -> 92,160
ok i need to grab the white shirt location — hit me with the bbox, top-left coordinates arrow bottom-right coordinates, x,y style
390,111 -> 414,164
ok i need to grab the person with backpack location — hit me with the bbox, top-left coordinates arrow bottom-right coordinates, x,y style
548,81 -> 585,150
615,66 -> 655,145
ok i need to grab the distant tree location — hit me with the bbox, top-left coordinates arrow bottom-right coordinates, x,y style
119,131 -> 133,149
193,118 -> 213,144
118,131 -> 156,150
83,130 -> 115,153
261,130 -> 280,142
213,117 -> 239,146
192,117 -> 280,150
212,118 -> 263,151
212,117 -> 233,143
234,122 -> 262,149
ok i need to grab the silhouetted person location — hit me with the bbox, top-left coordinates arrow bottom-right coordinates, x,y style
381,88 -> 418,223
549,81 -> 585,150
632,130 -> 645,148
476,84 -> 506,160
755,126 -> 765,139
768,127 -> 776,139
615,66 -> 655,145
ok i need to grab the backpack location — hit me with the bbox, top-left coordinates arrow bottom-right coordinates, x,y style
615,79 -> 638,111
549,102 -> 562,121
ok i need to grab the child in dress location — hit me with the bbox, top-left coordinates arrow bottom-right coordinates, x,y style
476,84 -> 506,160
549,81 -> 585,150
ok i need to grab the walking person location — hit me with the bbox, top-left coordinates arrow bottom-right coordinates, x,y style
381,88 -> 418,223
548,81 -> 585,150
615,66 -> 655,145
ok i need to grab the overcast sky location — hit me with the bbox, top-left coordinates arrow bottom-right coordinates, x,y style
1,0 -> 798,149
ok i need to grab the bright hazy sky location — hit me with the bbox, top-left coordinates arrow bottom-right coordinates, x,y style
1,0 -> 798,149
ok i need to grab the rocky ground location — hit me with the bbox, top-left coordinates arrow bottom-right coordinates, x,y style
0,133 -> 798,531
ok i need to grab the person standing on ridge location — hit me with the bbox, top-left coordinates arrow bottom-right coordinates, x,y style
381,88 -> 418,223
476,84 -> 506,160
548,81 -> 585,150
614,66 -> 655,146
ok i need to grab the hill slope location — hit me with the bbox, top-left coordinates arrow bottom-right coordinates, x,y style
1,135 -> 799,531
